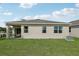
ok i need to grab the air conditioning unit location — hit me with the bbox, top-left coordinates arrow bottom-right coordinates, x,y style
65,36 -> 74,41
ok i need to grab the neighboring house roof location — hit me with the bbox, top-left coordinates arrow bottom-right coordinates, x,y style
70,20 -> 79,26
6,19 -> 70,26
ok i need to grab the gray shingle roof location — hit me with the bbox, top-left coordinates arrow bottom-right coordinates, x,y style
6,19 -> 70,25
70,20 -> 79,26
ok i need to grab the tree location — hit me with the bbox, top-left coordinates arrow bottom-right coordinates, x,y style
0,27 -> 6,33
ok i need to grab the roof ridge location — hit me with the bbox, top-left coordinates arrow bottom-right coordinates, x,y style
20,19 -> 65,23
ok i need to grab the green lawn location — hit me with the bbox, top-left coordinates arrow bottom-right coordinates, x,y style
0,38 -> 79,56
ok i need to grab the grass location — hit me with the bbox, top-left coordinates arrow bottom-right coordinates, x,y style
0,38 -> 79,56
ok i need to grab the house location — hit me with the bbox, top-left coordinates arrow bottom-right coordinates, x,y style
70,20 -> 79,38
6,19 -> 70,39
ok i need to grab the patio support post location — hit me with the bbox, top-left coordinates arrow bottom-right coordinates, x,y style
6,25 -> 9,38
12,26 -> 15,38
21,25 -> 24,38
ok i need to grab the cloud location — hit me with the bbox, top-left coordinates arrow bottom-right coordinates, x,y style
0,19 -> 8,27
23,8 -> 77,20
11,18 -> 20,21
0,17 -> 21,27
23,16 -> 33,19
19,3 -> 37,8
62,8 -> 76,15
23,14 -> 51,20
52,8 -> 78,18
0,23 -> 5,27
0,6 -> 2,9
75,3 -> 79,7
52,11 -> 64,18
34,14 -> 51,19
3,11 -> 13,16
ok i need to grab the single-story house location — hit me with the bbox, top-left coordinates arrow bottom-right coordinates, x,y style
6,19 -> 70,39
70,20 -> 79,38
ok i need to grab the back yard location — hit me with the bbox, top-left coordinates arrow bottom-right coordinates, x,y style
0,38 -> 79,56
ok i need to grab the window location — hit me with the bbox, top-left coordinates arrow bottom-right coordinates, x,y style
54,26 -> 63,33
54,26 -> 58,33
24,26 -> 28,33
59,26 -> 63,33
42,26 -> 46,33
69,27 -> 71,32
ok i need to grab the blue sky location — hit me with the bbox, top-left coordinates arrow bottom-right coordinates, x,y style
0,3 -> 79,27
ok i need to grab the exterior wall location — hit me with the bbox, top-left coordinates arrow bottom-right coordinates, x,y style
71,28 -> 79,38
21,25 -> 69,39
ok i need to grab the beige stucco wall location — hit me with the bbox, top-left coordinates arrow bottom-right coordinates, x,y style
71,28 -> 79,38
21,25 -> 69,39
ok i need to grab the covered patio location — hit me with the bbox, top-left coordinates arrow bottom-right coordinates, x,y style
6,25 -> 22,38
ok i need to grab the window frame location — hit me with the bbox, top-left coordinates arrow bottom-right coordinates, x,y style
24,26 -> 28,33
54,26 -> 58,33
54,26 -> 63,33
59,26 -> 63,33
42,26 -> 46,33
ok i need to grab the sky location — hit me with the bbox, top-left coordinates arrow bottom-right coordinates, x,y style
0,3 -> 79,27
